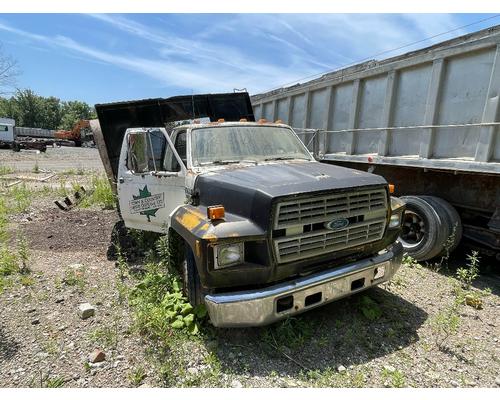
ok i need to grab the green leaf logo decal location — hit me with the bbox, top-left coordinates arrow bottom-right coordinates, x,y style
129,185 -> 165,222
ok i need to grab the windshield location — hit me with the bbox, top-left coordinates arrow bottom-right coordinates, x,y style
190,125 -> 312,166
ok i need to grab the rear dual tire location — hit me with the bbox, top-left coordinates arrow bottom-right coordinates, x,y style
399,195 -> 462,261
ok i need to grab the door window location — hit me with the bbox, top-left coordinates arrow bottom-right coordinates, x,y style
127,129 -> 167,173
164,130 -> 187,172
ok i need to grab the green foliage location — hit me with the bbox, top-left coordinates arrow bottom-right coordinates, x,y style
88,326 -> 118,349
80,175 -> 115,210
44,376 -> 65,388
0,165 -> 14,175
0,246 -> 18,277
8,184 -> 32,214
402,254 -> 420,268
456,251 -> 480,289
59,100 -> 96,130
359,295 -> 382,321
382,367 -> 406,388
130,268 -> 206,338
62,266 -> 86,291
0,89 -> 96,130
261,317 -> 315,351
128,366 -> 147,387
430,305 -> 460,348
127,234 -> 207,341
17,233 -> 30,274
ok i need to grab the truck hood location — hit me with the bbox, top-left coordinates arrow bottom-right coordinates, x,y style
195,161 -> 387,230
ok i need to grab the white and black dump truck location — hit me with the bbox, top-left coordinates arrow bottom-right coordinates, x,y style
252,25 -> 500,264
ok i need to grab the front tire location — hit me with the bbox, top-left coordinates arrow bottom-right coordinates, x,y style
182,244 -> 204,306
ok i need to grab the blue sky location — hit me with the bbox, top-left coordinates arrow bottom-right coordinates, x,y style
0,13 -> 498,105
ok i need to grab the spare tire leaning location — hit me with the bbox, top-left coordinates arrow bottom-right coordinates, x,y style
420,196 -> 462,255
399,195 -> 449,261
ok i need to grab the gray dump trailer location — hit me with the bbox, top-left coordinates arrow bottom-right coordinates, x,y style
252,25 -> 500,262
14,126 -> 57,139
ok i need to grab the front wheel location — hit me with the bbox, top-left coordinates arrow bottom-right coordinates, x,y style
182,244 -> 205,306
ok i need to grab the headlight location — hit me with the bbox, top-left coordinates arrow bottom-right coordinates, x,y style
389,213 -> 401,228
214,243 -> 244,269
389,196 -> 405,228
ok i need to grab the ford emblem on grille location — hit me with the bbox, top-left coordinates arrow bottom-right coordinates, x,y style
325,218 -> 350,230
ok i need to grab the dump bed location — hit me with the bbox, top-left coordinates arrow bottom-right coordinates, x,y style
251,25 -> 500,176
92,92 -> 255,188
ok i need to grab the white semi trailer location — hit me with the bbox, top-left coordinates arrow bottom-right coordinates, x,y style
252,25 -> 500,262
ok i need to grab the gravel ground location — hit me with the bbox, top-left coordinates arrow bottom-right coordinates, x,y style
0,155 -> 498,388
0,147 -> 104,173
0,203 -> 159,387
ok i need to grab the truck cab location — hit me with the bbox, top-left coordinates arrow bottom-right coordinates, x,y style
0,117 -> 15,148
111,119 -> 405,327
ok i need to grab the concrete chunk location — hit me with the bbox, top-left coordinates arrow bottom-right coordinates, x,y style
78,302 -> 95,319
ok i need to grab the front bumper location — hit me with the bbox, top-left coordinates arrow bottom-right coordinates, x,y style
205,241 -> 403,327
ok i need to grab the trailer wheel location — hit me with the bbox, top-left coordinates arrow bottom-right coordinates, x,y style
399,195 -> 448,261
420,196 -> 462,255
12,142 -> 20,152
182,243 -> 205,306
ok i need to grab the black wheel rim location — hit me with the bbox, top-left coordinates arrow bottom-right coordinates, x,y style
400,210 -> 426,249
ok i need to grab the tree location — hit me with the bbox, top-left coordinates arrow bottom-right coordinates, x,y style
1,88 -> 95,129
59,101 -> 96,130
10,89 -> 43,127
40,96 -> 62,129
0,44 -> 20,95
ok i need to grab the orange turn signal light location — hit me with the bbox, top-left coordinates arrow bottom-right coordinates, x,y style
275,119 -> 283,124
388,184 -> 395,194
258,118 -> 267,123
217,118 -> 225,123
207,205 -> 225,220
239,118 -> 247,122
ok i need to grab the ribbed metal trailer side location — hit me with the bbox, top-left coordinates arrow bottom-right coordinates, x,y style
14,127 -> 57,139
251,25 -> 500,262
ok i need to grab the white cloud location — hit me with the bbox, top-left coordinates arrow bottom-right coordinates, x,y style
0,13 -> 468,96
0,19 -> 317,93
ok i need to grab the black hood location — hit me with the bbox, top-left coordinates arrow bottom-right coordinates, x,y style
195,161 -> 387,230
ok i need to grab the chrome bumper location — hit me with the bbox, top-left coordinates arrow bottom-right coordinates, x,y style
205,241 -> 403,328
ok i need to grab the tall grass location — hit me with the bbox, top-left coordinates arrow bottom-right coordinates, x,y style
80,175 -> 115,210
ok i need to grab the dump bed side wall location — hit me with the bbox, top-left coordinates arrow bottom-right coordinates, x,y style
251,25 -> 500,173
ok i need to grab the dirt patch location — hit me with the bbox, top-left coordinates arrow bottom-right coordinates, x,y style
19,208 -> 118,253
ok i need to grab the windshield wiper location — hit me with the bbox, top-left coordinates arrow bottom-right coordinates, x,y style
199,159 -> 258,166
264,156 -> 306,161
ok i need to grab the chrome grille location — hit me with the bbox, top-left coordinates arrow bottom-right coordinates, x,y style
272,187 -> 388,263
274,219 -> 386,263
274,188 -> 387,229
